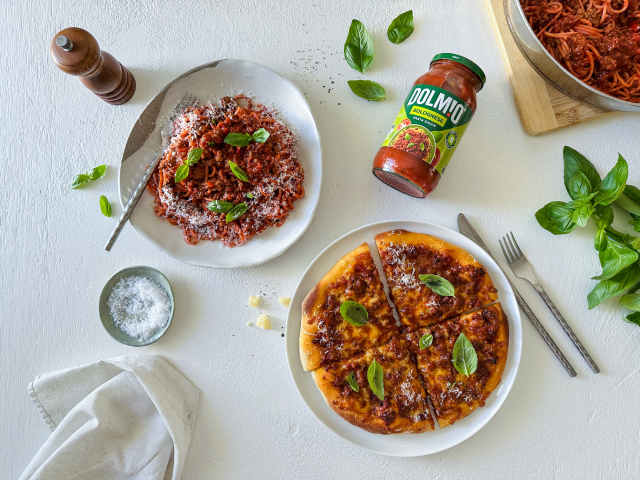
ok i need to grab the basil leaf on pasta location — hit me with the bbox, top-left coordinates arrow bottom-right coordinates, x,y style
340,300 -> 369,326
419,334 -> 433,350
186,148 -> 204,166
174,164 -> 189,183
225,203 -> 248,222
367,360 -> 384,401
419,274 -> 455,297
229,161 -> 249,182
347,80 -> 386,101
347,371 -> 359,392
252,128 -> 270,143
224,133 -> 252,147
100,195 -> 111,217
207,200 -> 234,213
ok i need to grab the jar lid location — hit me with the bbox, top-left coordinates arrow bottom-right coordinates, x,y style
430,53 -> 486,90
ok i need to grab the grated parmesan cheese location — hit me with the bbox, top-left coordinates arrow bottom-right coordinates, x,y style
248,295 -> 260,308
256,314 -> 271,330
278,297 -> 291,307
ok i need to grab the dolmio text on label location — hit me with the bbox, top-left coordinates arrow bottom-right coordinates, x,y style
381,84 -> 474,174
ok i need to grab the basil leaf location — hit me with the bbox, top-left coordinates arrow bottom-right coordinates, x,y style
347,80 -> 386,101
229,161 -> 249,182
71,174 -> 90,189
247,193 -> 254,199
594,228 -> 607,251
592,237 -> 638,280
387,10 -> 414,44
251,128 -> 270,143
347,371 -> 359,392
624,311 -> 640,327
224,133 -> 252,147
587,263 -> 640,310
419,274 -> 455,297
452,333 -> 478,376
570,202 -> 594,228
619,294 -> 640,311
596,204 -> 614,228
89,165 -> 107,181
405,134 -> 411,141
208,142 -> 216,146
367,359 -> 384,401
407,142 -> 415,148
631,236 -> 640,250
592,154 -> 628,206
535,201 -> 577,235
419,334 -> 433,350
225,202 -> 248,222
174,164 -> 189,183
186,148 -> 203,166
420,143 -> 425,151
344,19 -> 374,74
340,300 -> 369,326
615,185 -> 640,215
563,146 -> 601,198
100,195 -> 111,217
568,171 -> 592,201
207,200 -> 234,213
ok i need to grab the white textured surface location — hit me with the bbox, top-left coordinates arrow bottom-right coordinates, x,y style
1,1 -> 639,478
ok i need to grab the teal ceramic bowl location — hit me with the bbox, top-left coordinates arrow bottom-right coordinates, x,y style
99,266 -> 174,346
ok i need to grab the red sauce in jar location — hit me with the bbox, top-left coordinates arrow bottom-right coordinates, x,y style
373,53 -> 485,198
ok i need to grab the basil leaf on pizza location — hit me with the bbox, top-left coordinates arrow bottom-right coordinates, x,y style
347,371 -> 359,392
367,359 -> 384,400
419,274 -> 455,297
340,300 -> 369,326
419,334 -> 433,350
452,333 -> 478,376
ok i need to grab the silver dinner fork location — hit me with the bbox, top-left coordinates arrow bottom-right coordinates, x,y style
500,232 -> 600,373
104,92 -> 198,251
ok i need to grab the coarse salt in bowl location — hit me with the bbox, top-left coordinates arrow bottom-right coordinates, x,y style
99,266 -> 175,346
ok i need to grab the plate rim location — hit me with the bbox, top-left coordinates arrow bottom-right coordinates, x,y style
118,58 -> 323,268
285,219 -> 522,456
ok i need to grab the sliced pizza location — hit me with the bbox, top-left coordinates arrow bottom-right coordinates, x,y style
375,229 -> 498,330
300,243 -> 399,371
311,336 -> 435,434
407,303 -> 509,428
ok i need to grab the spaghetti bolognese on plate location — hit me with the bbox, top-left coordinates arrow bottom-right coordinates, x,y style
118,59 -> 322,268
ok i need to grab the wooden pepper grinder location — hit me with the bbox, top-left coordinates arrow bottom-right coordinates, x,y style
50,27 -> 136,105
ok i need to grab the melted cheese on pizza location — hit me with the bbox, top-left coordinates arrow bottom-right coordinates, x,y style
312,336 -> 435,434
375,229 -> 498,330
300,243 -> 399,371
407,304 -> 509,428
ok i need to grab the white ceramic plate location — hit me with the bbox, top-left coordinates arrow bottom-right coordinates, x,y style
119,59 -> 322,268
285,220 -> 522,456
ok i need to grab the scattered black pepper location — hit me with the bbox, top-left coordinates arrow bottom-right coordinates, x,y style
281,333 -> 285,337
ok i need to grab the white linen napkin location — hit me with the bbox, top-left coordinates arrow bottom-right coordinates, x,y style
19,355 -> 200,480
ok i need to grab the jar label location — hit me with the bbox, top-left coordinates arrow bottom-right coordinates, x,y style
381,84 -> 474,174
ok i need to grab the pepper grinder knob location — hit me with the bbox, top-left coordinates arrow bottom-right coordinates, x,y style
50,27 -> 136,105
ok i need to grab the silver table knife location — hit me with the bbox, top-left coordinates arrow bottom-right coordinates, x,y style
457,214 -> 577,377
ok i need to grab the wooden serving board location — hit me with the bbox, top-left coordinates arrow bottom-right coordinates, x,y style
484,0 -> 614,135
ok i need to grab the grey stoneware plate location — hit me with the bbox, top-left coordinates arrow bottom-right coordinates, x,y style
99,266 -> 174,346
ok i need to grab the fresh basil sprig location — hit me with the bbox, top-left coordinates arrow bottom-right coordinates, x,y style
224,133 -> 252,147
175,148 -> 204,183
419,274 -> 455,297
347,371 -> 359,392
229,161 -> 249,182
387,10 -> 414,44
536,147 -> 640,321
452,333 -> 477,376
225,203 -> 248,222
207,200 -> 234,213
100,195 -> 111,217
367,359 -> 384,401
340,300 -> 369,326
71,165 -> 106,188
419,334 -> 433,350
344,19 -> 374,74
251,128 -> 270,143
347,80 -> 386,101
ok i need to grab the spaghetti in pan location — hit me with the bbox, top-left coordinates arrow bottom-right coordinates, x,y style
521,0 -> 640,102
147,95 -> 305,247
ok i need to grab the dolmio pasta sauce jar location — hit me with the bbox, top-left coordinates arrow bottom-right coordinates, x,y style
372,53 -> 485,198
